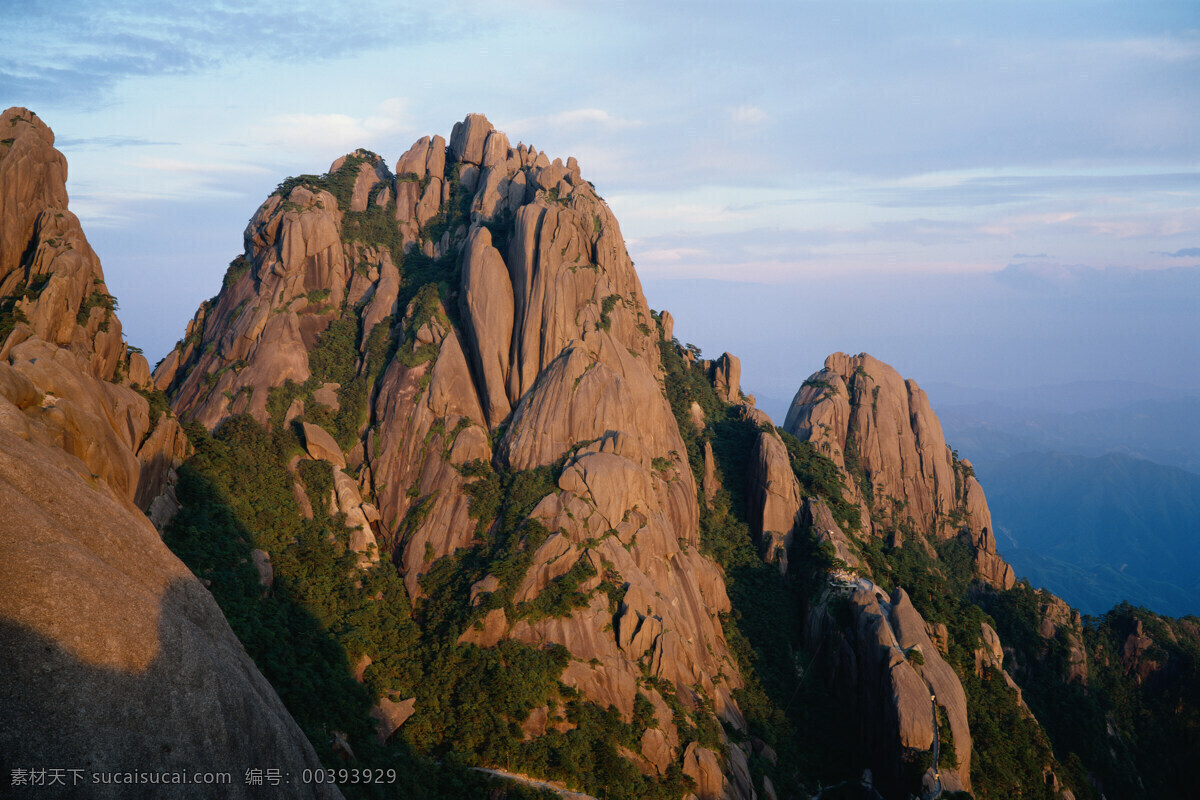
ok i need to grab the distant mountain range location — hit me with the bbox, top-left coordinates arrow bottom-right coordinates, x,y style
974,452 -> 1200,617
882,383 -> 1200,617
932,385 -> 1200,475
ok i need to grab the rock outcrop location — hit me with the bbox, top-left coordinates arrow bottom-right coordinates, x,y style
0,107 -> 339,799
803,496 -> 861,569
750,350 -> 1034,795
158,113 -> 749,794
708,352 -> 741,404
783,352 -> 1014,588
1005,590 -> 1090,686
745,420 -> 803,572
815,581 -> 972,796
8,103 -> 1190,800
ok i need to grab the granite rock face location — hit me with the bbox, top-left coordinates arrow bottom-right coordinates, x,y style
0,107 -> 339,799
159,114 -> 749,794
708,352 -> 741,404
814,582 -> 972,796
783,352 -> 1014,589
745,421 -> 803,572
753,350 -> 1038,795
4,107 -> 1132,800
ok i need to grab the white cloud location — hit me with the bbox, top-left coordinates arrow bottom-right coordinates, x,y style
608,197 -> 749,227
363,97 -> 414,137
729,105 -> 769,124
979,212 -> 1080,237
638,246 -> 706,263
251,98 -> 414,156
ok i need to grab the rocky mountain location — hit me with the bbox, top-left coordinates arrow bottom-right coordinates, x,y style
0,108 -> 339,799
767,356 -> 1200,799
153,114 -> 748,799
5,108 -> 1199,800
783,352 -> 1014,590
721,353 -> 1047,797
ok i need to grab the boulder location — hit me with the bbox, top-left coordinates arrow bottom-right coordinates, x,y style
449,113 -> 492,165
370,697 -> 415,744
681,742 -> 724,800
395,136 -> 431,178
481,129 -> 510,169
312,382 -> 340,411
640,728 -> 674,775
301,422 -> 345,468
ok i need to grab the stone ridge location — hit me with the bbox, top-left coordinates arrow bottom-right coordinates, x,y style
0,107 -> 341,799
157,113 -> 750,794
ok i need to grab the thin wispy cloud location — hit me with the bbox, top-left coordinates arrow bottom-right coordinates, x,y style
636,247 -> 705,263
503,108 -> 643,135
0,1 -> 470,105
123,157 -> 271,176
57,136 -> 178,149
979,213 -> 1079,237
866,172 -> 1200,209
4,0 -> 1196,389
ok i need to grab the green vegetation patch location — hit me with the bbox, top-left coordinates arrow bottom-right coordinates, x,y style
0,283 -> 32,345
76,288 -> 118,330
598,294 -> 620,331
776,428 -> 860,531
222,254 -> 252,290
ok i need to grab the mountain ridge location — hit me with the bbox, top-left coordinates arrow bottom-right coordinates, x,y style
3,108 -> 1198,800
154,113 -> 752,798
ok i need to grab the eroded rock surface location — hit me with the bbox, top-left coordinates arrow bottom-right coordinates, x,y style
0,107 -> 338,799
783,352 -> 1014,588
815,581 -> 972,796
158,113 -> 749,793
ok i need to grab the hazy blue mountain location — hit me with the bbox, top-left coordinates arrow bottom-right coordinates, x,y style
934,389 -> 1200,474
924,379 -> 1185,414
977,451 -> 1200,617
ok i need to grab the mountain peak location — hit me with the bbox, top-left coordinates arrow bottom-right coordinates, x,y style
784,350 -> 1014,588
153,113 -> 744,789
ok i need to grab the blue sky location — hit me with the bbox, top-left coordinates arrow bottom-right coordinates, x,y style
3,0 -> 1198,406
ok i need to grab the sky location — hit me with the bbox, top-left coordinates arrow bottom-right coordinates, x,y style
3,0 -> 1198,411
